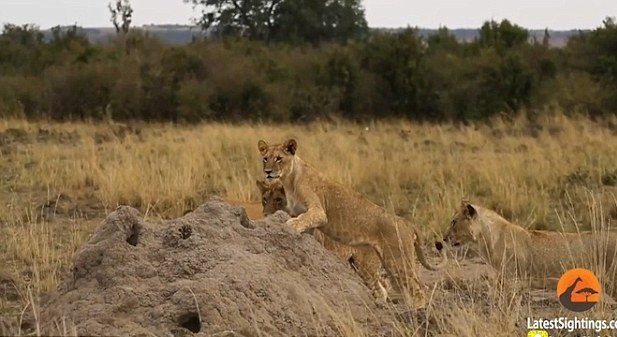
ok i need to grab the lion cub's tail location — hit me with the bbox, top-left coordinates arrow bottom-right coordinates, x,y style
414,230 -> 448,271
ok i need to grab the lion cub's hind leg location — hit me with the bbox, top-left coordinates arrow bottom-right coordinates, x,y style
350,249 -> 392,302
325,219 -> 428,307
315,229 -> 392,302
370,221 -> 429,309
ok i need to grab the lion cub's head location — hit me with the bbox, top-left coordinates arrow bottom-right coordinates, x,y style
255,179 -> 287,216
440,201 -> 481,249
257,138 -> 297,182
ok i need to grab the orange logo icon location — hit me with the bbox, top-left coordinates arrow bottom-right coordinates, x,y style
557,268 -> 601,312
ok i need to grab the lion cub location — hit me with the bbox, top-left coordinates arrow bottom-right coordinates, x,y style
438,201 -> 617,296
256,178 -> 391,301
257,138 -> 447,308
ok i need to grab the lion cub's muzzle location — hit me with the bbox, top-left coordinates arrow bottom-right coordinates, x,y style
435,238 -> 460,252
263,169 -> 280,180
442,236 -> 461,248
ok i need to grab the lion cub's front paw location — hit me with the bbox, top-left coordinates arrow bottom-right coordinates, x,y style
285,218 -> 306,233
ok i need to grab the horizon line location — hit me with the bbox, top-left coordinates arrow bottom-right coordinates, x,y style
2,22 -> 592,32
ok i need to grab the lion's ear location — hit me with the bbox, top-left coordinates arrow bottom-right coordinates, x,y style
283,138 -> 297,155
257,140 -> 268,155
463,203 -> 477,219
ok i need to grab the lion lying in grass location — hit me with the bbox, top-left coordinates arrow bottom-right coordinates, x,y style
257,138 -> 447,308
256,178 -> 392,301
437,201 -> 617,297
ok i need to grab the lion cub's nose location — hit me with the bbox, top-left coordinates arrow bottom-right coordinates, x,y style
265,169 -> 273,174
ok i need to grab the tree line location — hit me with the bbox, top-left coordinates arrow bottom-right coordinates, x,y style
0,0 -> 616,123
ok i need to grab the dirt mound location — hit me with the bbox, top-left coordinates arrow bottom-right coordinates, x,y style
20,199 -> 400,337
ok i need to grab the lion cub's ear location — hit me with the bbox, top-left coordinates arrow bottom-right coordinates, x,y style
255,179 -> 267,193
258,140 -> 268,155
283,138 -> 297,155
461,202 -> 477,219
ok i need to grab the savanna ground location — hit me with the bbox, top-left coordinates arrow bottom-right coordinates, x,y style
2,112 -> 617,336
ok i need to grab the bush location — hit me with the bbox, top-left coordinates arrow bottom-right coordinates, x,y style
108,59 -> 144,120
0,18 -> 617,122
176,79 -> 212,122
43,62 -> 116,120
552,71 -> 611,117
0,76 -> 44,118
362,29 -> 437,119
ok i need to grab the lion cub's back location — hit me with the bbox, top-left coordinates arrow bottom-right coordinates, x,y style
322,183 -> 384,218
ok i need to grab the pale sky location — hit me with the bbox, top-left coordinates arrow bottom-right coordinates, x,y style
1,0 -> 616,30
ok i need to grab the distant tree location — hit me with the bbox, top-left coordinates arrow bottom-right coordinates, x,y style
542,28 -> 550,47
47,25 -> 95,63
564,16 -> 617,115
362,29 -> 435,119
271,0 -> 368,45
566,17 -> 617,80
0,24 -> 46,74
184,0 -> 282,40
108,0 -> 133,35
185,0 -> 368,44
478,19 -> 529,52
0,24 -> 43,46
108,0 -> 134,54
590,17 -> 617,79
49,25 -> 88,47
426,26 -> 460,54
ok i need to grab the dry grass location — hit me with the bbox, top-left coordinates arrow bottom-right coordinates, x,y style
1,112 -> 617,335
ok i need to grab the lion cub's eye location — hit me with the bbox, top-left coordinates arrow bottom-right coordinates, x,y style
263,157 -> 268,163
275,197 -> 283,203
262,197 -> 267,203
275,156 -> 282,162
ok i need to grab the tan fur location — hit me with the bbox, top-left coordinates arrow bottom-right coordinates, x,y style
255,179 -> 291,217
256,178 -> 392,301
257,138 -> 448,307
440,201 -> 617,296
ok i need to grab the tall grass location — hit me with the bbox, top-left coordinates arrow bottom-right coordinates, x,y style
1,113 -> 617,335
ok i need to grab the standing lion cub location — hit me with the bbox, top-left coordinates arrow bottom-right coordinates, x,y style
438,201 -> 617,297
257,138 -> 447,308
256,178 -> 392,301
